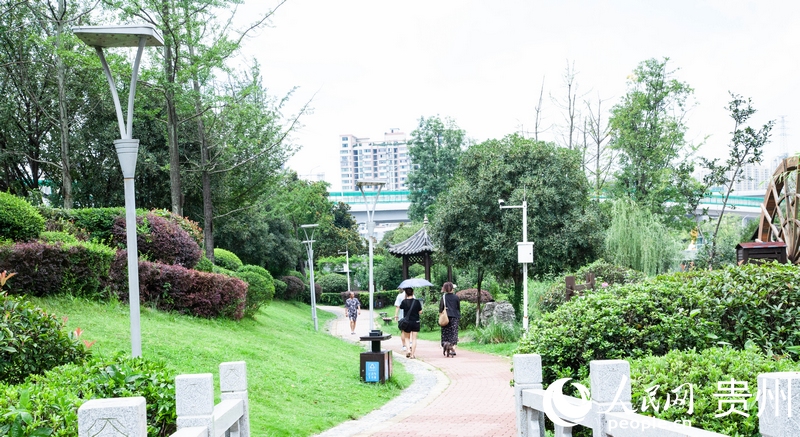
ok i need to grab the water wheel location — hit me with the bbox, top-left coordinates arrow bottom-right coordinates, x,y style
756,156 -> 800,263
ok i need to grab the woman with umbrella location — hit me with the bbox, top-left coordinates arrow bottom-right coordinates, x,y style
398,286 -> 424,359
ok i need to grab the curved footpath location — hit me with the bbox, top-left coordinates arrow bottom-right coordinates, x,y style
315,306 -> 516,437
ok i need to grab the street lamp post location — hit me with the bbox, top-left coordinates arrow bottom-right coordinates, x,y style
338,249 -> 351,293
74,25 -> 164,358
499,198 -> 534,331
356,178 -> 387,332
301,224 -> 320,331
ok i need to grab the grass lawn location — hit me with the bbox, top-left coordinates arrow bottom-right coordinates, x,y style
32,296 -> 412,437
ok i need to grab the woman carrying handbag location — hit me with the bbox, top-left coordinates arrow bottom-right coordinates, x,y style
438,282 -> 460,357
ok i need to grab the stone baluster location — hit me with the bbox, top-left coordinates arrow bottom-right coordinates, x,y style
78,397 -> 147,437
175,373 -> 215,437
589,360 -> 632,437
514,354 -> 545,437
758,372 -> 800,437
220,361 -> 250,437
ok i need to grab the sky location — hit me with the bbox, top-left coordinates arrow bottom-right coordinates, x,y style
234,0 -> 800,192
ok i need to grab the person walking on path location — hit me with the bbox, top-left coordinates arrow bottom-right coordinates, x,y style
345,292 -> 361,335
393,290 -> 408,353
398,287 -> 422,359
439,281 -> 460,356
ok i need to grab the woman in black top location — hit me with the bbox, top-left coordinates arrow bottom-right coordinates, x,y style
399,287 -> 423,359
439,282 -> 461,356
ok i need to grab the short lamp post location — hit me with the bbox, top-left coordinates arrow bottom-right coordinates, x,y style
74,25 -> 164,358
356,178 -> 387,332
338,249 -> 351,293
301,224 -> 320,331
499,198 -> 534,332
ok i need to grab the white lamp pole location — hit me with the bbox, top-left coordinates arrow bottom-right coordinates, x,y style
301,224 -> 320,331
356,179 -> 387,332
500,198 -> 533,331
338,249 -> 351,293
74,25 -> 164,358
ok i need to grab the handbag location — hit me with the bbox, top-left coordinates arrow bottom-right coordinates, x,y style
397,317 -> 409,331
438,296 -> 450,327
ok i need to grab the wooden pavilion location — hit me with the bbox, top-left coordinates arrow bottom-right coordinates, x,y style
388,218 -> 452,282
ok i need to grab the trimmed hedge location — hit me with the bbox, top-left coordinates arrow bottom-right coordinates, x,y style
628,347 -> 800,436
280,275 -> 305,300
316,273 -> 349,294
235,271 -> 275,318
38,230 -> 79,244
110,251 -> 247,320
149,209 -> 203,247
273,279 -> 287,300
0,241 -> 115,299
0,192 -> 45,242
0,291 -> 89,384
213,248 -> 243,271
0,355 -> 176,436
112,212 -> 202,268
518,262 -> 800,383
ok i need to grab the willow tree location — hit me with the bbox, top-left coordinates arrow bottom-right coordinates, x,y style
604,199 -> 682,275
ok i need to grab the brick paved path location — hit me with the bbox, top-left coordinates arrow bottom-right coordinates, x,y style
318,306 -> 516,437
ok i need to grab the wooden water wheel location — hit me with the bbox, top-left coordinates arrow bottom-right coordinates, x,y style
756,156 -> 800,263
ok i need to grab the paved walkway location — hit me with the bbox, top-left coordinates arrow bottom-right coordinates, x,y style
316,306 -> 516,437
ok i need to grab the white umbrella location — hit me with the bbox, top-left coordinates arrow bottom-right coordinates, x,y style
398,278 -> 434,289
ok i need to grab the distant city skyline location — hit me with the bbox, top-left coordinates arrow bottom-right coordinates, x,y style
237,0 -> 799,192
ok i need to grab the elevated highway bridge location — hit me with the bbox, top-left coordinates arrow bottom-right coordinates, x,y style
328,190 -> 769,224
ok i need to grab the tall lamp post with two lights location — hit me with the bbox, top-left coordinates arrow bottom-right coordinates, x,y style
73,25 -> 164,357
356,178 -> 387,331
499,198 -> 533,331
301,224 -> 320,331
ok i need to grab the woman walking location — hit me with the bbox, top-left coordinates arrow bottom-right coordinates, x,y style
345,292 -> 361,335
439,282 -> 461,356
398,287 -> 423,359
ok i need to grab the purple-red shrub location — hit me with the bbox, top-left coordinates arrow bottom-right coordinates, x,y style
110,251 -> 246,320
0,241 -> 114,299
111,212 -> 201,268
280,275 -> 304,300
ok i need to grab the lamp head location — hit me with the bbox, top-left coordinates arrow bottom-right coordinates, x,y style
73,25 -> 164,48
300,224 -> 319,229
498,199 -> 505,206
355,178 -> 387,189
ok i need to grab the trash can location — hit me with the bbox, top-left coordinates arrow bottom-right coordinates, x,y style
359,330 -> 392,383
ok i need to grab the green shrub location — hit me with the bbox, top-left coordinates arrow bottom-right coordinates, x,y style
519,262 -> 800,384
420,302 -> 439,331
0,290 -> 89,384
111,212 -> 202,268
149,209 -> 204,247
69,207 -> 127,243
518,275 -> 720,383
474,320 -> 521,344
38,230 -> 79,244
628,346 -> 800,436
316,273 -> 349,294
539,260 -> 645,313
273,279 -> 287,300
238,264 -> 273,281
0,192 -> 45,242
195,255 -> 213,272
235,270 -> 275,317
214,248 -> 243,271
0,354 -> 176,437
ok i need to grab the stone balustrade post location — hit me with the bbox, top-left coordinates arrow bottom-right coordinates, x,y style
589,360 -> 631,437
758,372 -> 800,437
514,354 -> 545,437
176,373 -> 215,437
78,397 -> 147,437
220,361 -> 250,437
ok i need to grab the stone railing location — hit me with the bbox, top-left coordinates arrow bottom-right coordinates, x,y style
514,354 -> 800,437
78,361 -> 249,437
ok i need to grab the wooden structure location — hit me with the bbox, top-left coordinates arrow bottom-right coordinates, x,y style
388,223 -> 435,281
565,272 -> 595,302
387,218 -> 452,282
755,156 -> 800,263
736,242 -> 787,265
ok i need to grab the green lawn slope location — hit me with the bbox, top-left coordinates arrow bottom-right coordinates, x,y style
32,296 -> 411,436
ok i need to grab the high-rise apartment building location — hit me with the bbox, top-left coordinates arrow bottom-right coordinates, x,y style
339,128 -> 411,191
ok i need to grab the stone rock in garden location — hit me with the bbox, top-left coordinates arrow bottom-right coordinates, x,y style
492,302 -> 516,325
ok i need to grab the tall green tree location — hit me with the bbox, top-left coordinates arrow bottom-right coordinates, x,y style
608,58 -> 700,222
430,134 -> 604,321
704,93 -> 774,268
406,115 -> 465,221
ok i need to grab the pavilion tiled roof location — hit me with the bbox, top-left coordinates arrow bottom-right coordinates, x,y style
388,225 -> 436,256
